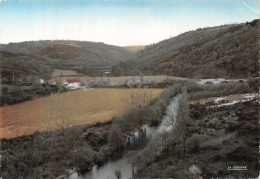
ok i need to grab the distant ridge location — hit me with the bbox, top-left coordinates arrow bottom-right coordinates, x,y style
0,40 -> 134,70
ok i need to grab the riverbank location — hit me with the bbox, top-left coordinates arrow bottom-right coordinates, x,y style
71,91 -> 184,178
134,100 -> 259,178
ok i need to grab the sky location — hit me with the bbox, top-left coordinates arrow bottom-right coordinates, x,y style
0,0 -> 259,46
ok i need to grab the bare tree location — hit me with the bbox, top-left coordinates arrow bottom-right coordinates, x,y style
163,107 -> 176,128
43,92 -> 74,132
126,151 -> 137,175
127,89 -> 152,111
114,170 -> 122,179
43,93 -> 57,131
189,164 -> 202,179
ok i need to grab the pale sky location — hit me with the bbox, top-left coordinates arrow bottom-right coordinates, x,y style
0,0 -> 259,46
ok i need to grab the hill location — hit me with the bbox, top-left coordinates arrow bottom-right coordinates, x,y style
0,50 -> 54,85
0,40 -> 134,71
111,19 -> 259,78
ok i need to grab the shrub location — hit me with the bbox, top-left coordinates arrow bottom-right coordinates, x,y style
1,87 -> 8,95
108,124 -> 125,149
247,78 -> 259,92
150,97 -> 158,105
187,137 -> 200,153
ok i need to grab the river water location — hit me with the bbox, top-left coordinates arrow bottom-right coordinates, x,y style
69,94 -> 182,179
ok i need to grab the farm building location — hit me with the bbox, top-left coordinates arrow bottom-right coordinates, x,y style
64,79 -> 81,89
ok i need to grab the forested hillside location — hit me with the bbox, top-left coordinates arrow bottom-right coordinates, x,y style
0,50 -> 53,85
111,19 -> 259,78
0,50 -> 56,105
0,40 -> 134,70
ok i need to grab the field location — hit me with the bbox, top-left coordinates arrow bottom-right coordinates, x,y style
52,69 -> 80,77
0,88 -> 164,139
122,45 -> 146,52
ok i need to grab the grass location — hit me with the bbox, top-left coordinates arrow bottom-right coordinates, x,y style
121,46 -> 146,52
0,88 -> 164,139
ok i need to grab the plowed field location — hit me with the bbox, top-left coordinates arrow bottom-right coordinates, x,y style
0,88 -> 164,139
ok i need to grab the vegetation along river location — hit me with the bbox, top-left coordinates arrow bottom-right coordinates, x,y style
69,94 -> 182,179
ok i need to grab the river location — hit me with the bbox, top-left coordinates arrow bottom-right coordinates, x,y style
69,94 -> 182,179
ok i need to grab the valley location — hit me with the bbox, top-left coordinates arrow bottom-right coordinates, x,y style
0,19 -> 259,179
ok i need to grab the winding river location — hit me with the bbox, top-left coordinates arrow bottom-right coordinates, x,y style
69,94 -> 182,179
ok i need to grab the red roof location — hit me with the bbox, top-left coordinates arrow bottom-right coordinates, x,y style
66,79 -> 80,83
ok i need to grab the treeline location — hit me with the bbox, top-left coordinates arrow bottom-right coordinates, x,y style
187,80 -> 257,100
111,19 -> 259,79
0,84 -> 64,106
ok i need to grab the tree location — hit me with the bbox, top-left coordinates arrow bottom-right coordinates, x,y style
167,107 -> 176,127
87,78 -> 96,87
55,79 -> 64,92
111,65 -> 123,76
43,92 -> 73,131
114,170 -> 122,179
1,87 -> 8,95
189,164 -> 202,179
127,89 -> 152,111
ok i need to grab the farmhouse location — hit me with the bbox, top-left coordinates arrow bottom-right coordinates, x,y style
64,79 -> 81,89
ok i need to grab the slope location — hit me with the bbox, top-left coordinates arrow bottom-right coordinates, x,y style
111,19 -> 259,78
0,50 -> 54,85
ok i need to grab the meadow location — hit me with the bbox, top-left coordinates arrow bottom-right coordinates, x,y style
0,88 -> 164,139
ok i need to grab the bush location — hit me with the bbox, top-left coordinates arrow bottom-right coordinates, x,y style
71,147 -> 95,170
1,87 -> 8,95
187,137 -> 200,153
225,123 -> 240,133
247,78 -> 259,92
150,98 -> 158,105
108,124 -> 125,149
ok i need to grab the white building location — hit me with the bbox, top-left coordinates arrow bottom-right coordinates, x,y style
64,79 -> 81,89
